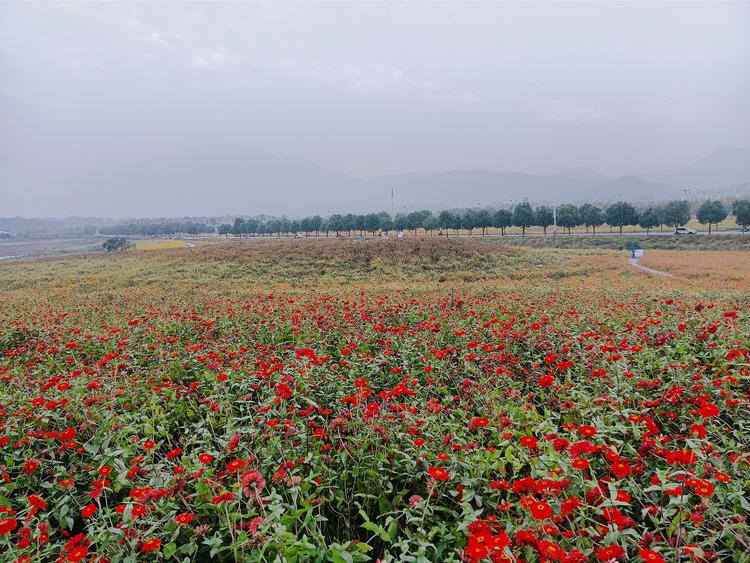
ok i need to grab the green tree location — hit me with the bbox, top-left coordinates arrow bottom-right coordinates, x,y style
378,212 -> 393,234
364,213 -> 381,235
102,237 -> 129,252
354,214 -> 366,235
423,214 -> 439,236
511,202 -> 535,236
407,210 -> 431,235
579,204 -> 604,235
394,213 -> 408,233
474,209 -> 492,236
605,202 -> 638,235
638,207 -> 660,235
438,210 -> 457,237
534,206 -> 554,236
328,214 -> 344,235
310,215 -> 323,237
232,218 -> 245,237
492,209 -> 512,236
289,219 -> 300,236
449,211 -> 463,236
733,199 -> 750,231
696,200 -> 728,234
556,204 -> 580,235
246,218 -> 260,237
218,224 -> 232,238
660,200 -> 692,230
342,214 -> 356,236
462,209 -> 478,236
299,217 -> 312,237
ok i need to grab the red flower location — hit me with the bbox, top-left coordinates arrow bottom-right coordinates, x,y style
578,425 -> 597,437
639,549 -> 665,563
699,402 -> 719,418
227,458 -> 245,472
595,545 -> 625,560
560,496 -> 582,516
688,479 -> 714,497
611,460 -> 631,479
175,513 -> 195,526
227,433 -> 241,451
23,460 -> 38,474
212,491 -> 236,504
469,417 -> 490,430
427,466 -> 450,481
68,545 -> 89,562
81,504 -> 97,518
539,540 -> 565,560
198,453 -> 214,464
28,494 -> 47,509
0,517 -> 17,535
530,500 -> 553,520
140,537 -> 161,552
520,436 -> 538,449
572,458 -> 590,470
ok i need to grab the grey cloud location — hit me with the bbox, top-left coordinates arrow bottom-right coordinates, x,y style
1,1 -> 749,217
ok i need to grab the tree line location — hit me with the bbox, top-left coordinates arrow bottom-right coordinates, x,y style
99,221 -> 215,237
97,199 -> 750,238
218,199 -> 749,238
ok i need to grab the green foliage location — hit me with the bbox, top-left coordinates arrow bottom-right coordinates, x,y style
732,200 -> 750,230
659,200 -> 692,229
604,202 -> 639,235
579,204 -> 604,233
511,202 -> 535,235
534,206 -> 554,235
556,204 -> 580,235
102,237 -> 131,252
492,209 -> 513,235
638,207 -> 661,233
697,200 -> 728,234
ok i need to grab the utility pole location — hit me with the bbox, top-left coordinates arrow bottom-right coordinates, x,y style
391,188 -> 394,215
553,206 -> 558,241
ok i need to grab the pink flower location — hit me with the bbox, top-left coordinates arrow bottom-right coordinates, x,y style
409,495 -> 424,507
240,469 -> 266,501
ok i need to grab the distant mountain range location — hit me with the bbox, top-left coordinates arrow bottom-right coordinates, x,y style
642,145 -> 750,188
3,145 -> 749,217
368,145 -> 750,212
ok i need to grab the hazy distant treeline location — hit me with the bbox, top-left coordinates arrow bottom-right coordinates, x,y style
99,221 -> 215,237
3,199 -> 749,238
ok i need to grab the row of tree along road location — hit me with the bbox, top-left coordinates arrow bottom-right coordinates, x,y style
99,199 -> 750,239
219,199 -> 748,238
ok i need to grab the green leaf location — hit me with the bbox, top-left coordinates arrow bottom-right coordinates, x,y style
362,521 -> 392,543
164,542 -> 177,559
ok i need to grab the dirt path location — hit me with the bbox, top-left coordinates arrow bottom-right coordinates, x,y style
628,257 -> 674,277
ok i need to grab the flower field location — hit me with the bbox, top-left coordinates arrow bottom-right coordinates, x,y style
0,241 -> 748,562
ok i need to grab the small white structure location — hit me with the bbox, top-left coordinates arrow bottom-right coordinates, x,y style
633,249 -> 644,258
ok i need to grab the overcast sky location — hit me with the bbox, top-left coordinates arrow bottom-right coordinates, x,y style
1,1 -> 749,217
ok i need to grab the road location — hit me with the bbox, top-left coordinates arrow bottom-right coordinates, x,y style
628,256 -> 674,277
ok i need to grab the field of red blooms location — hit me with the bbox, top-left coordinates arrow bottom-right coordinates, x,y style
1,247 -> 749,562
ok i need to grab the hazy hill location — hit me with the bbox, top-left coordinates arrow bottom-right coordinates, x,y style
3,145 -> 748,218
644,145 -> 750,188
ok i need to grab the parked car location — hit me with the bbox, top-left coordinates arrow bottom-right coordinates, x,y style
674,226 -> 696,235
